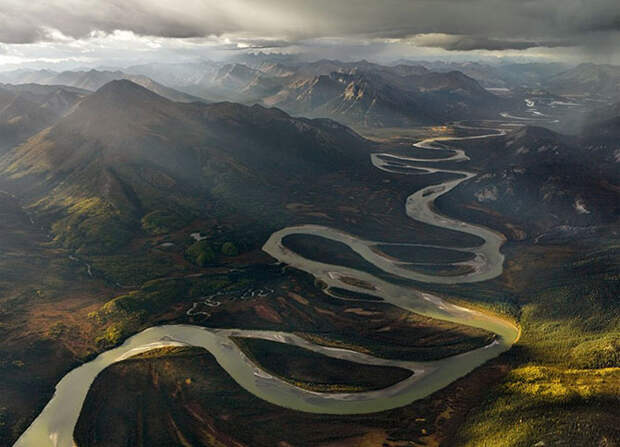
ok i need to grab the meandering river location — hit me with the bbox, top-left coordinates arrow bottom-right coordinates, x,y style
14,125 -> 519,447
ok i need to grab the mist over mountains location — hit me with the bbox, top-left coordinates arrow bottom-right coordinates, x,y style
0,55 -> 617,256
4,56 -> 618,133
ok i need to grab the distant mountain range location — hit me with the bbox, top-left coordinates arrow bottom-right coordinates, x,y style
394,60 -> 570,89
0,69 -> 203,103
2,63 -> 507,128
543,63 -> 620,99
173,60 -> 509,127
4,60 -> 619,129
388,61 -> 620,102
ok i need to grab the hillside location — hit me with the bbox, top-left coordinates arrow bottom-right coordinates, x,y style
261,68 -> 504,127
544,63 -> 620,99
438,125 -> 620,239
0,80 -> 371,253
582,101 -> 620,141
0,83 -> 86,152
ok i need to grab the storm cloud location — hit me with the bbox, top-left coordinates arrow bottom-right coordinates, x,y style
409,34 -> 576,52
0,0 -> 617,64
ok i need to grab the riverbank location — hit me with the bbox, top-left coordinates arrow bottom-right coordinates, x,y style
15,124 -> 521,446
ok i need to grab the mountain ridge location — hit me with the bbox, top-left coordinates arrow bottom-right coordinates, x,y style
0,80 -> 372,253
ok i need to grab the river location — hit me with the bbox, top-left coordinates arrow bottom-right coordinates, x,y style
14,125 -> 519,447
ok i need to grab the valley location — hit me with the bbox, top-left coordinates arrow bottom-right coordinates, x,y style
0,56 -> 617,447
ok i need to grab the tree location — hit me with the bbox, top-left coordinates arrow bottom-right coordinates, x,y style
186,240 -> 216,266
221,242 -> 239,257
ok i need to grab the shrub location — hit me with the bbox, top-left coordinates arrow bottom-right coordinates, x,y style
221,242 -> 239,257
571,336 -> 620,368
186,240 -> 216,266
141,209 -> 189,235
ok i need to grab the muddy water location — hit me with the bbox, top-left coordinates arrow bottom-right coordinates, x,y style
15,127 -> 518,447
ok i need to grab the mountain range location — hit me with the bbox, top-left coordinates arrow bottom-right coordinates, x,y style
0,80 -> 371,253
544,63 -> 620,99
0,83 -> 87,152
0,59 -> 618,254
439,122 -> 619,240
0,69 -> 203,103
4,60 -> 619,131
180,60 -> 508,127
2,63 -> 507,128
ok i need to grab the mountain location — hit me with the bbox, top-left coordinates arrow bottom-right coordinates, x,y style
439,125 -> 619,239
582,101 -> 620,141
395,61 -> 570,89
125,61 -> 220,88
192,63 -> 284,102
544,63 -> 620,99
0,80 -> 371,253
252,62 -> 296,78
122,75 -> 205,103
230,51 -> 306,68
412,61 -> 510,88
0,69 -> 55,84
0,69 -> 203,103
496,62 -> 570,87
262,68 -> 504,127
212,64 -> 261,90
264,71 -> 429,127
284,59 -> 428,79
0,83 -> 87,152
119,59 -> 504,128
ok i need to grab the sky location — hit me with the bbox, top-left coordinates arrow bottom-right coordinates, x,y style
0,0 -> 618,70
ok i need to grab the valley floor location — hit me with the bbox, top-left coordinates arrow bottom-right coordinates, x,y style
1,125 -> 618,446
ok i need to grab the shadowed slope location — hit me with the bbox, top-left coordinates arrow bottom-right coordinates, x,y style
0,80 -> 372,253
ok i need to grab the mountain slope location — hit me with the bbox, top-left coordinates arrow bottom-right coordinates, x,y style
438,125 -> 619,239
0,83 -> 86,152
582,101 -> 620,141
263,69 -> 503,127
127,59 -> 504,127
544,63 -> 620,99
0,80 -> 371,253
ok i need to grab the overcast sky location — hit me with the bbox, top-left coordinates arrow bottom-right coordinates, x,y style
0,0 -> 618,70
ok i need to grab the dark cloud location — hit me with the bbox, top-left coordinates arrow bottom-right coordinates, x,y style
577,15 -> 620,33
0,15 -> 49,44
0,0 -> 617,57
413,35 -> 575,52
